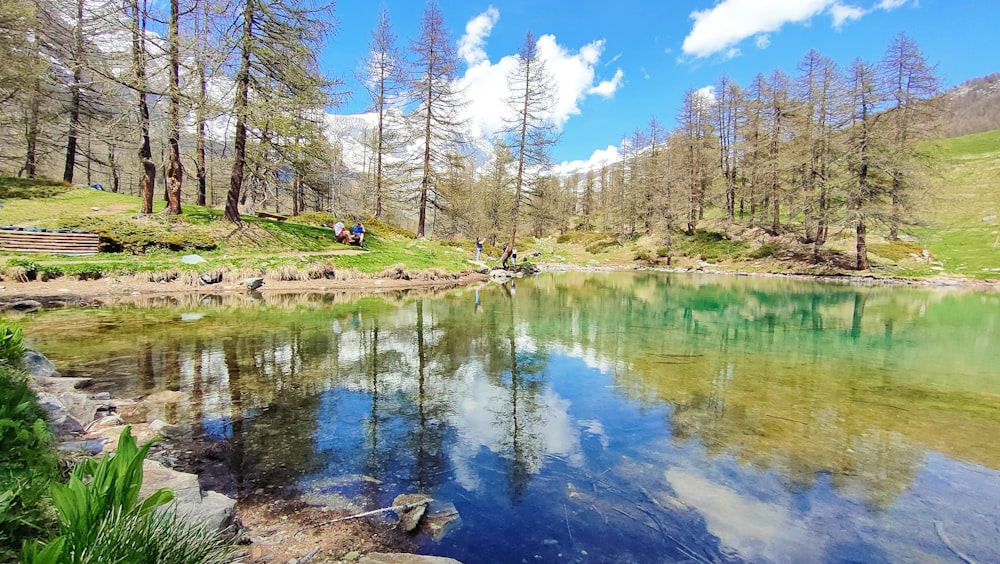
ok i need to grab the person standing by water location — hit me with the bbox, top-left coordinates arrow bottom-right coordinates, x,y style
475,237 -> 483,261
512,247 -> 517,267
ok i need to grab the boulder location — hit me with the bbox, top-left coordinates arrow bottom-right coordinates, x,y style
24,349 -> 56,378
420,501 -> 461,541
488,269 -> 512,281
242,277 -> 265,291
35,391 -> 85,435
6,300 -> 42,313
392,493 -> 432,533
141,460 -> 236,531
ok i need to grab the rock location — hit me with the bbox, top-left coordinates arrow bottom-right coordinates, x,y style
359,554 -> 462,564
56,390 -> 98,425
23,349 -> 56,378
200,272 -> 223,285
56,439 -> 107,455
140,460 -> 236,531
181,254 -> 206,265
6,299 -> 42,313
488,269 -> 512,281
242,277 -> 265,291
87,414 -> 125,432
392,494 -> 432,533
35,392 -> 85,435
420,501 -> 461,541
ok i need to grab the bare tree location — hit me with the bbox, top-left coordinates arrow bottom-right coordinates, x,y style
500,31 -> 556,268
358,8 -> 408,219
880,32 -> 940,240
846,58 -> 886,270
409,1 -> 465,237
794,49 -> 845,260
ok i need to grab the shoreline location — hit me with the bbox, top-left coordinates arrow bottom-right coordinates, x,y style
0,264 -> 996,307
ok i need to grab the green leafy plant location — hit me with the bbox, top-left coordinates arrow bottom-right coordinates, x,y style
0,323 -> 25,367
22,427 -> 173,564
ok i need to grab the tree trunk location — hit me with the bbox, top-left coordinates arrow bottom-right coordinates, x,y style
225,2 -> 254,224
165,0 -> 183,214
63,0 -> 85,184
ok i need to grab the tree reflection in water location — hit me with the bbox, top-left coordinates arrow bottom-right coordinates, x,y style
17,272 -> 1000,562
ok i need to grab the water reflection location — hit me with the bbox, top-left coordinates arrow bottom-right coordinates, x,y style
19,272 -> 1000,563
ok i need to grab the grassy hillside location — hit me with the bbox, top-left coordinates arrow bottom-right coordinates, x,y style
916,129 -> 1000,278
0,177 -> 478,283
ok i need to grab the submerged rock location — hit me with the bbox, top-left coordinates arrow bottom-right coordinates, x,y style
359,553 -> 462,564
392,493 -> 432,532
420,501 -> 462,541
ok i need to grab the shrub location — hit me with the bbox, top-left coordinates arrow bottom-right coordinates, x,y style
0,352 -> 59,562
56,217 -> 217,254
749,244 -> 778,259
585,239 -> 619,254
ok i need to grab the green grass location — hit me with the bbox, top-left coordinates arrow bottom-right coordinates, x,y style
0,176 -> 477,281
913,130 -> 1000,278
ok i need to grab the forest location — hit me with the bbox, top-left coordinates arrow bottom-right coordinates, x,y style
0,0 -> 944,270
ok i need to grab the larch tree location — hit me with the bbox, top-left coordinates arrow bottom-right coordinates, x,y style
880,32 -> 940,240
794,49 -> 844,260
224,0 -> 337,223
62,0 -> 86,183
409,1 -> 465,237
128,0 -> 155,214
500,31 -> 556,268
713,75 -> 741,222
846,58 -> 886,270
164,0 -> 184,214
358,7 -> 408,219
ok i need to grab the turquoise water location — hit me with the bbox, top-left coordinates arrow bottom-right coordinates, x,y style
20,272 -> 1000,562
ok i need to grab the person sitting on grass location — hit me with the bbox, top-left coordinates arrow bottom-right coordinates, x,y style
352,222 -> 366,246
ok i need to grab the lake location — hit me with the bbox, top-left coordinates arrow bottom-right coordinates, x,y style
19,271 -> 1000,563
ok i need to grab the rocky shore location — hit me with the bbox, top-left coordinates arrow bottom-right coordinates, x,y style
24,349 -> 462,564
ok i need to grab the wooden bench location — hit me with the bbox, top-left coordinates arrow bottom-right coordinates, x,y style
256,211 -> 288,221
0,230 -> 101,256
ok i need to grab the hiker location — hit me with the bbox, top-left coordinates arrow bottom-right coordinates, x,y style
475,237 -> 483,261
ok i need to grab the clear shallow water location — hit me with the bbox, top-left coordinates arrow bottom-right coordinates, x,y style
19,272 -> 1000,563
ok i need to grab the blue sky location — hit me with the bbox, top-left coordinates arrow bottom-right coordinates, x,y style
322,0 -> 998,169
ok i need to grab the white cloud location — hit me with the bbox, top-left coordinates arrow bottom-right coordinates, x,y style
454,13 -> 624,140
755,34 -> 771,50
588,69 -> 624,98
551,145 -> 621,177
830,2 -> 865,28
680,0 -> 913,59
876,0 -> 911,9
457,6 -> 499,66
